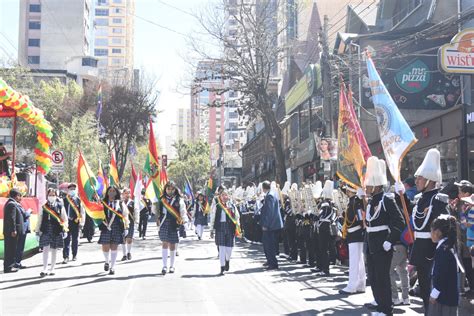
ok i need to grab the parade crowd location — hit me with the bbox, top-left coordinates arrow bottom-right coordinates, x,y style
3,148 -> 474,316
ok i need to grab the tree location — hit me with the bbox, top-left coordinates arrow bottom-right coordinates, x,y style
97,84 -> 158,179
191,0 -> 289,184
56,112 -> 108,182
168,140 -> 211,191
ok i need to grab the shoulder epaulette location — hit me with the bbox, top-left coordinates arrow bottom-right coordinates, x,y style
383,192 -> 395,200
321,202 -> 330,208
435,193 -> 449,204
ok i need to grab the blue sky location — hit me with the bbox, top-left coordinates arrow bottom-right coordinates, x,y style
0,0 -> 214,146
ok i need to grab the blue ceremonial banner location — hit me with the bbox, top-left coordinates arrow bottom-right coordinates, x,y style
366,56 -> 417,181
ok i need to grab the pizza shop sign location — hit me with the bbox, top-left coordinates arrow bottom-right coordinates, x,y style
395,59 -> 430,93
439,28 -> 474,74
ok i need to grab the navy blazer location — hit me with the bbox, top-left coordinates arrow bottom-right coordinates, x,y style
431,242 -> 459,307
3,198 -> 25,235
260,192 -> 283,231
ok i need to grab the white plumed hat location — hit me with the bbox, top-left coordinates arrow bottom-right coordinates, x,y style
415,148 -> 442,183
364,156 -> 387,187
281,181 -> 290,195
322,180 -> 334,200
311,181 -> 323,199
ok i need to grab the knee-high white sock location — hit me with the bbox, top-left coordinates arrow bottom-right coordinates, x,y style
50,248 -> 57,272
225,247 -> 232,261
122,244 -> 127,256
162,248 -> 169,268
127,243 -> 132,253
42,246 -> 50,272
110,250 -> 118,269
170,250 -> 176,267
219,246 -> 226,266
103,251 -> 110,264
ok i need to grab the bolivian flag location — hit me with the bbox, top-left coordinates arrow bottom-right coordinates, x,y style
77,151 -> 105,225
144,119 -> 161,199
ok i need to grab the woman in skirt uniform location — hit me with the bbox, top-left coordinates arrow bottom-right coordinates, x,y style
214,188 -> 241,275
98,186 -> 129,275
194,191 -> 208,240
121,188 -> 137,261
156,181 -> 187,275
35,189 -> 68,277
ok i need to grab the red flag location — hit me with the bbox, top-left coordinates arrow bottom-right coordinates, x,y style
129,162 -> 137,198
347,85 -> 371,162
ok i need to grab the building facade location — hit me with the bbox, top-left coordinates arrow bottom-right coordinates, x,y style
176,107 -> 191,143
92,0 -> 135,84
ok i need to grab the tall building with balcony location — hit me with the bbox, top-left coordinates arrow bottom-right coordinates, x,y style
92,0 -> 135,85
18,0 -> 98,87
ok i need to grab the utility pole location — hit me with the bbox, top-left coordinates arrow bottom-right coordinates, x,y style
321,15 -> 333,139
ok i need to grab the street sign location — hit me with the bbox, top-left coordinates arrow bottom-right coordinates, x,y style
51,150 -> 64,173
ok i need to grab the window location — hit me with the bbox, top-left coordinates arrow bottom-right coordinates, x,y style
112,58 -> 123,64
112,18 -> 122,24
28,56 -> 40,64
287,0 -> 298,39
94,49 -> 108,56
113,0 -> 123,3
82,57 -> 98,67
95,38 -> 108,46
115,8 -> 122,14
97,0 -> 108,5
228,112 -> 238,119
29,4 -> 41,12
96,28 -> 108,36
95,18 -> 108,26
28,39 -> 40,47
95,8 -> 109,16
112,48 -> 122,54
392,0 -> 422,27
111,37 -> 122,44
29,21 -> 41,29
112,28 -> 123,34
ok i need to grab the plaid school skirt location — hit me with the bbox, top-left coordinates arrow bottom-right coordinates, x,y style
39,221 -> 64,249
159,217 -> 179,244
98,218 -> 124,245
125,219 -> 134,239
194,212 -> 208,226
215,221 -> 235,247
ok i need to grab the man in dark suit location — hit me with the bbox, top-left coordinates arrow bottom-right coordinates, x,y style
3,189 -> 24,273
14,203 -> 31,269
260,181 -> 283,270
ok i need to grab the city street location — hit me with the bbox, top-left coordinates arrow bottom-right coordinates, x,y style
1,223 -> 471,315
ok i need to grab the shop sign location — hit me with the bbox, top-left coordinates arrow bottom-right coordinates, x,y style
285,64 -> 322,114
439,28 -> 474,74
466,111 -> 474,124
395,59 -> 430,93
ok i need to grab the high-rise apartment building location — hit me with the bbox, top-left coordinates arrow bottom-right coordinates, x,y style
18,0 -> 98,87
176,107 -> 192,143
18,0 -> 92,69
92,0 -> 135,84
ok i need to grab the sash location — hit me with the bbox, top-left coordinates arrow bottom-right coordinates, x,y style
66,195 -> 82,223
102,201 -> 125,223
127,200 -> 135,222
217,197 -> 242,237
43,204 -> 69,232
162,198 -> 183,224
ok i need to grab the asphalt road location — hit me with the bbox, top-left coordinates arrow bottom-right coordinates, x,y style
1,223 -> 472,315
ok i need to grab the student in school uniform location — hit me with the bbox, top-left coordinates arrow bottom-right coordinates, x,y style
121,188 -> 137,261
194,191 -> 208,240
156,181 -> 188,275
98,186 -> 129,275
36,188 -> 69,277
428,214 -> 461,316
62,183 -> 85,263
214,188 -> 241,275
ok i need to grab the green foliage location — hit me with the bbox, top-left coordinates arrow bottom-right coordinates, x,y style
56,112 -> 108,182
168,140 -> 211,192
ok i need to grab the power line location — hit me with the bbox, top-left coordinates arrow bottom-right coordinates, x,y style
156,0 -> 196,18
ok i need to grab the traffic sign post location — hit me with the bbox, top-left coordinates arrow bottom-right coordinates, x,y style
51,150 -> 64,173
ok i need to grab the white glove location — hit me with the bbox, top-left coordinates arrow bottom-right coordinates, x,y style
356,188 -> 366,199
61,232 -> 68,239
123,229 -> 129,237
383,241 -> 392,252
394,182 -> 405,195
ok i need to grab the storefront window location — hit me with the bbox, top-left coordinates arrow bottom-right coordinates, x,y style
299,101 -> 310,142
401,139 -> 459,184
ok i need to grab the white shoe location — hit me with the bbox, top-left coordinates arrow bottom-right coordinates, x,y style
393,298 -> 402,305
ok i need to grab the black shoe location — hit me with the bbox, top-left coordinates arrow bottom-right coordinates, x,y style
72,256 -> 77,261
162,268 -> 167,275
121,255 -> 128,262
62,258 -> 69,264
364,302 -> 377,310
198,237 -> 201,240
338,289 -> 356,295
104,263 -> 109,271
220,266 -> 225,275
5,268 -> 18,273
311,268 -> 323,273
109,269 -> 115,275
127,253 -> 131,260
262,262 -> 269,267
265,266 -> 279,271
225,260 -> 230,271
49,271 -> 56,276
15,264 -> 27,269
169,267 -> 175,273
40,271 -> 47,277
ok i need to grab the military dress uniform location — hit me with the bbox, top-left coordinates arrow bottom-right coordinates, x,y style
410,189 -> 448,309
62,194 -> 85,262
282,197 -> 298,260
296,212 -> 315,265
365,191 -> 405,315
340,194 -> 366,293
317,200 -> 337,275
